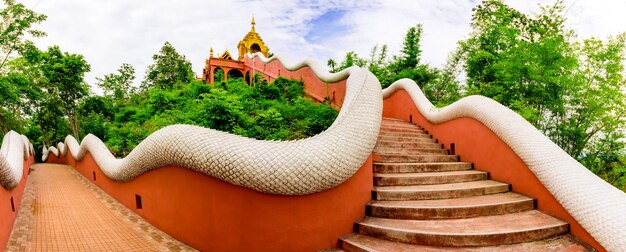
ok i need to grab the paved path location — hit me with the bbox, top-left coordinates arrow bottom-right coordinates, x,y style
6,164 -> 196,252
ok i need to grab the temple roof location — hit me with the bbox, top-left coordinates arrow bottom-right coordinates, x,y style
237,16 -> 269,60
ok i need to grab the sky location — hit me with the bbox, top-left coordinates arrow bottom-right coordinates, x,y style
17,0 -> 626,93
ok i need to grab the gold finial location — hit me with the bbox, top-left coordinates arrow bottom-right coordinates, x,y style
210,47 -> 214,57
251,16 -> 256,31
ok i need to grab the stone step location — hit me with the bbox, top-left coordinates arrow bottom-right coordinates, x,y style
380,126 -> 426,133
373,170 -> 488,186
374,162 -> 472,173
380,121 -> 424,129
374,154 -> 458,163
377,136 -> 437,144
367,192 -> 534,219
378,135 -> 433,142
381,118 -> 413,125
354,210 -> 568,247
380,121 -> 422,127
373,148 -> 448,155
382,117 -> 407,121
381,119 -> 419,124
380,124 -> 423,130
372,180 -> 509,200
379,131 -> 430,138
339,233 -> 587,251
376,141 -> 442,149
378,134 -> 432,141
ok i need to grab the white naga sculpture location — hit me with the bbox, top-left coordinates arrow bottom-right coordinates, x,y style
43,53 -> 383,195
0,131 -> 33,189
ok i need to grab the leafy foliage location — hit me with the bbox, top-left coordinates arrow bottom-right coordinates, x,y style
80,77 -> 337,157
0,0 -> 47,70
96,63 -> 135,102
327,24 -> 461,106
458,0 -> 626,191
23,45 -> 91,139
142,41 -> 193,90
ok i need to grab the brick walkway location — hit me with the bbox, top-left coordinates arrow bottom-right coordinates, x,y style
6,164 -> 196,252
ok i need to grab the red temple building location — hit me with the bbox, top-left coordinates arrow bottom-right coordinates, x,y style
201,17 -> 270,85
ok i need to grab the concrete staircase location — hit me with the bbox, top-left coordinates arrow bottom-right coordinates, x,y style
338,117 -> 590,251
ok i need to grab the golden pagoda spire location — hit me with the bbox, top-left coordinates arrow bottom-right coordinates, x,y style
210,47 -> 214,57
251,16 -> 256,31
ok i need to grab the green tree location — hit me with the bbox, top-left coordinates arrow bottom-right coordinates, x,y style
394,24 -> 423,70
326,59 -> 338,73
0,72 -> 24,132
0,0 -> 47,70
96,63 -> 135,103
24,45 -> 91,139
142,41 -> 193,90
366,45 -> 392,85
459,0 -> 626,190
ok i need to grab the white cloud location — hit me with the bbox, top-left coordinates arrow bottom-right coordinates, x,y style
17,0 -> 626,94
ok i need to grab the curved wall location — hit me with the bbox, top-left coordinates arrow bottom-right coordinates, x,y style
54,149 -> 371,251
244,56 -> 347,108
383,89 -> 603,251
0,154 -> 34,250
43,54 -> 376,250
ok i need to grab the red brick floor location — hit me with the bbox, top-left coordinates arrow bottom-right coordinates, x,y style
6,164 -> 196,251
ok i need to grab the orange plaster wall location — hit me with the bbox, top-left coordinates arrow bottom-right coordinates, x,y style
0,154 -> 34,251
51,150 -> 372,251
45,152 -> 63,164
245,56 -> 347,108
382,89 -> 604,251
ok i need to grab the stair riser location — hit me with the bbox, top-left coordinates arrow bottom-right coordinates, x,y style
373,184 -> 510,200
381,121 -> 417,126
366,200 -> 535,220
374,163 -> 472,173
375,155 -> 458,163
380,127 -> 425,133
381,120 -> 419,124
373,173 -> 487,186
355,223 -> 568,247
378,136 -> 434,142
374,149 -> 448,155
379,132 -> 431,138
375,142 -> 441,149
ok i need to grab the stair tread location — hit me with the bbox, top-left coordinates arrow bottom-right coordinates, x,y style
377,154 -> 457,158
369,192 -> 531,208
380,125 -> 422,129
374,180 -> 507,192
378,131 -> 430,137
377,139 -> 436,143
382,118 -> 412,123
374,170 -> 486,178
380,125 -> 422,128
373,151 -> 449,156
378,134 -> 431,138
341,233 -> 589,251
374,162 -> 471,167
374,149 -> 447,154
358,210 -> 567,234
375,146 -> 443,149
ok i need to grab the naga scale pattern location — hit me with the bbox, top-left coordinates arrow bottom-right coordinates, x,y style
43,53 -> 383,195
0,131 -> 34,189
